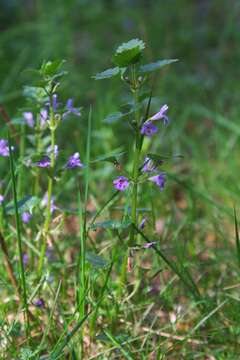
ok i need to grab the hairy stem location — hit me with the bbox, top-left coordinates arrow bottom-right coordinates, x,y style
38,108 -> 55,276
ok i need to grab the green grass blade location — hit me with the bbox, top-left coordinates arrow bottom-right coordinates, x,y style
103,330 -> 135,360
132,223 -> 202,303
8,133 -> 30,338
234,207 -> 240,268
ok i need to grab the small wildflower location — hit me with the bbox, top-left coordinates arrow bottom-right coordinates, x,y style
150,104 -> 169,125
65,152 -> 83,169
36,156 -> 51,168
40,109 -> 48,128
22,212 -> 32,223
42,193 -> 56,214
63,99 -> 81,119
23,253 -> 29,266
142,241 -> 157,249
140,121 -> 158,137
46,247 -> 55,261
142,157 -> 156,173
52,94 -> 58,112
47,144 -> 58,159
149,173 -> 166,191
0,139 -> 14,157
23,112 -> 34,128
113,176 -> 129,191
33,298 -> 45,308
139,218 -> 147,229
0,195 -> 4,204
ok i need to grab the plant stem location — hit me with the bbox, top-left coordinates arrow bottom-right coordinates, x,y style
8,136 -> 30,338
129,66 -> 142,246
38,108 -> 55,276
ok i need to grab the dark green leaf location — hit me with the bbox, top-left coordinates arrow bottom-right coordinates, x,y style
91,148 -> 125,164
113,39 -> 145,67
139,59 -> 178,74
94,67 -> 120,80
103,111 -> 124,123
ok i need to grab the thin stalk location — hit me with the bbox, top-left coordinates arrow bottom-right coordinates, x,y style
34,116 -> 42,195
8,135 -> 30,338
129,65 -> 142,246
17,123 -> 26,197
38,106 -> 56,275
78,107 -> 92,358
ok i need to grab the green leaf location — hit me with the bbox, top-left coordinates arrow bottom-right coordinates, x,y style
91,148 -> 125,164
5,196 -> 40,215
86,252 -> 108,269
90,220 -> 131,230
94,67 -> 120,80
23,86 -> 48,101
139,59 -> 178,74
113,39 -> 145,67
103,111 -> 124,123
147,153 -> 183,163
40,59 -> 65,77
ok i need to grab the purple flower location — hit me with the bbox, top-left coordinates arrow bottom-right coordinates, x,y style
142,241 -> 157,249
149,173 -> 166,191
23,112 -> 34,128
36,156 -> 51,168
22,212 -> 32,223
139,218 -> 147,230
140,121 -> 158,137
142,157 -> 156,173
65,152 -> 83,169
47,145 -> 58,159
113,176 -> 129,191
63,99 -> 81,119
150,104 -> 169,126
52,94 -> 58,112
46,247 -> 55,261
33,298 -> 45,308
0,195 -> 4,204
0,139 -> 14,157
23,253 -> 29,266
40,109 -> 48,128
42,193 -> 56,214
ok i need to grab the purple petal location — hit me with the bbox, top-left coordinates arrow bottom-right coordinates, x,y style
150,104 -> 169,121
23,112 -> 34,128
113,176 -> 129,191
149,173 -> 166,191
65,152 -> 83,169
22,212 -> 32,223
141,121 -> 158,137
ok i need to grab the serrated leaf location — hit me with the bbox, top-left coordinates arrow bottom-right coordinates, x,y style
103,111 -> 124,123
86,252 -> 108,269
139,59 -> 178,74
90,220 -> 131,230
5,196 -> 40,215
113,39 -> 145,67
94,67 -> 120,80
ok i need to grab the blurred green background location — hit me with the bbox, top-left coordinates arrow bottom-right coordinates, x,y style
1,0 -> 240,210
